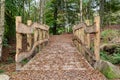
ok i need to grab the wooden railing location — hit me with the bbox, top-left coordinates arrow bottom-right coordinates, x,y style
73,16 -> 100,65
16,16 -> 49,70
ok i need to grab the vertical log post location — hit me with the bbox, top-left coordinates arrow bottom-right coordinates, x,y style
40,30 -> 43,48
16,16 -> 22,57
34,28 -> 39,53
81,27 -> 85,56
85,20 -> 90,49
74,30 -> 78,47
85,20 -> 91,62
16,16 -> 22,70
38,29 -> 42,50
78,29 -> 81,52
47,27 -> 49,39
42,30 -> 46,47
94,16 -> 100,61
76,30 -> 79,49
27,20 -> 32,51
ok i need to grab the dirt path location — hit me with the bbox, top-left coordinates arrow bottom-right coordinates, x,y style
10,34 -> 106,80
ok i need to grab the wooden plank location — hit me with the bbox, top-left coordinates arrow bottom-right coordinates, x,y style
27,20 -> 32,51
42,30 -> 46,47
73,23 -> 86,32
85,20 -> 90,49
16,23 -> 49,34
16,16 -> 22,56
16,23 -> 34,34
34,29 -> 38,43
31,23 -> 49,31
94,16 -> 100,61
85,25 -> 96,34
38,29 -> 42,51
81,27 -> 85,56
78,29 -> 82,53
47,31 -> 49,39
73,35 -> 95,61
16,16 -> 22,70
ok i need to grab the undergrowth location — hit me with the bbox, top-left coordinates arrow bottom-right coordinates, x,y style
0,70 -> 5,74
101,29 -> 119,43
100,46 -> 120,64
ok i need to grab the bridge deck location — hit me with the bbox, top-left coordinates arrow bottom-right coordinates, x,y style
10,34 -> 106,80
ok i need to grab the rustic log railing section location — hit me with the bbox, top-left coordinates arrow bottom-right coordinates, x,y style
16,16 -> 49,70
73,16 -> 100,65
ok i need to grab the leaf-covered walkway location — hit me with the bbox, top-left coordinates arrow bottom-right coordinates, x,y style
10,34 -> 106,80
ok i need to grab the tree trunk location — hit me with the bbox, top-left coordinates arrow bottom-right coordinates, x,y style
100,0 -> 105,27
0,0 -> 5,59
39,0 -> 44,24
28,0 -> 31,19
22,0 -> 25,22
80,0 -> 82,22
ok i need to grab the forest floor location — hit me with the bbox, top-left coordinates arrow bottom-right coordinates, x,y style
1,34 -> 106,80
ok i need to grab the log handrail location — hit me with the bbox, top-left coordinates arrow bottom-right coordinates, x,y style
16,16 -> 49,70
73,16 -> 100,64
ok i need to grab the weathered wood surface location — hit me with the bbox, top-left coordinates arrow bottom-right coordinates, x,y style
94,16 -> 100,61
73,23 -> 97,34
16,23 -> 49,34
72,23 -> 86,32
85,25 -> 97,34
73,16 -> 100,65
16,16 -> 22,56
31,23 -> 49,31
16,23 -> 34,34
16,39 -> 49,63
85,20 -> 90,49
27,20 -> 33,51
73,35 -> 96,65
15,16 -> 50,70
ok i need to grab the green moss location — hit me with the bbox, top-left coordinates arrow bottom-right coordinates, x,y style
102,65 -> 120,79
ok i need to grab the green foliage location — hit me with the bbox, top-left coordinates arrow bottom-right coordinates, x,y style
0,70 -> 5,74
2,38 -> 9,47
101,29 -> 119,43
57,27 -> 65,34
100,46 -> 120,64
100,51 -> 109,61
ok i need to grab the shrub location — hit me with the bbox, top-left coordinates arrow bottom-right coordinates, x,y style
100,46 -> 120,64
101,29 -> 119,43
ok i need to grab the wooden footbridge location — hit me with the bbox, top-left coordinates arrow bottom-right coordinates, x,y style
11,16 -> 107,80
